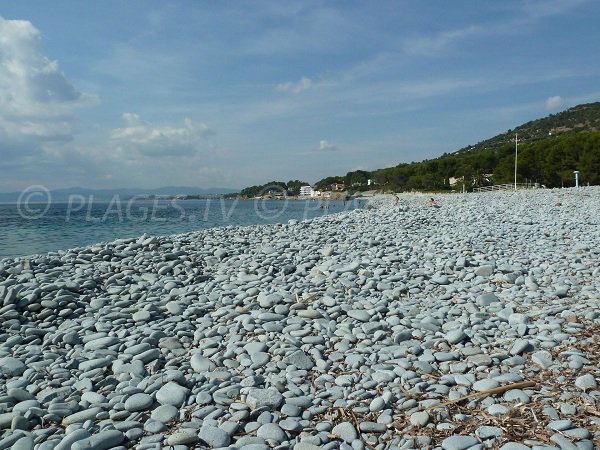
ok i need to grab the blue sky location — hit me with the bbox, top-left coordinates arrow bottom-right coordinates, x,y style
0,0 -> 599,191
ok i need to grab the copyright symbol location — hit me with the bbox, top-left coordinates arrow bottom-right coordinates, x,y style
17,185 -> 52,219
254,185 -> 288,220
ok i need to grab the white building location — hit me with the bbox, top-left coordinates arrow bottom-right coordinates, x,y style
299,186 -> 314,197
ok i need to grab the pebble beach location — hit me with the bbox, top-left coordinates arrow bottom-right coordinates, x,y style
1,188 -> 599,450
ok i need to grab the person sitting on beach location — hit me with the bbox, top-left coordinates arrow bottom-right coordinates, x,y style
427,197 -> 438,207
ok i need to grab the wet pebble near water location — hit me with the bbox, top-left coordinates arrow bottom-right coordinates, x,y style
0,188 -> 599,449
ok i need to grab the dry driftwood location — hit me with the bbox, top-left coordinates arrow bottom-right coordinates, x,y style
426,381 -> 537,410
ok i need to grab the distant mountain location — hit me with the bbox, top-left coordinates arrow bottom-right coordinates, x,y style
0,186 -> 238,203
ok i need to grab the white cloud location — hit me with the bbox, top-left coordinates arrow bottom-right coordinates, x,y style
276,77 -> 312,93
403,25 -> 483,56
0,16 -> 91,144
110,113 -> 214,157
545,95 -> 566,111
318,139 -> 338,151
401,1 -> 589,57
519,0 -> 589,20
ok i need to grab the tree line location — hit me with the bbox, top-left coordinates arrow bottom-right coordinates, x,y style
314,132 -> 600,192
239,180 -> 310,198
238,132 -> 600,196
237,103 -> 600,195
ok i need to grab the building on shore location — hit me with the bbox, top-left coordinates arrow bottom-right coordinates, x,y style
449,174 -> 493,188
299,186 -> 314,197
449,176 -> 464,187
299,186 -> 325,198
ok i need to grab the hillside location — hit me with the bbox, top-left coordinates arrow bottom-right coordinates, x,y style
313,102 -> 600,192
455,102 -> 600,154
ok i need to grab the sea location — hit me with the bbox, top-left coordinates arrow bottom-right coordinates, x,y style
0,198 -> 360,259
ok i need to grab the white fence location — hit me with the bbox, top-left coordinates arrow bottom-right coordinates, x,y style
473,183 -> 540,192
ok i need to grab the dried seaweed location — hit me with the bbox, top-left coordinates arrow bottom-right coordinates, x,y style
310,319 -> 600,448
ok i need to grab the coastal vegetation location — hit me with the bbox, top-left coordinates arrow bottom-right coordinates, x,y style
362,131 -> 600,192
239,180 -> 310,198
316,102 -> 600,192
239,102 -> 600,195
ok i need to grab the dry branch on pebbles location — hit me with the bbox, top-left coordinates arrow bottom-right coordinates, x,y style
0,188 -> 599,450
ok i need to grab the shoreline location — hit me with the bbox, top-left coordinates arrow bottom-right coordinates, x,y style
0,187 -> 599,448
0,199 -> 364,261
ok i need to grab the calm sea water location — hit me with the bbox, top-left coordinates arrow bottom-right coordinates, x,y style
0,198 -> 360,259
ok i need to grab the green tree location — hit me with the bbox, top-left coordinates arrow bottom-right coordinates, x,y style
314,176 -> 345,191
344,170 -> 370,186
286,180 -> 310,195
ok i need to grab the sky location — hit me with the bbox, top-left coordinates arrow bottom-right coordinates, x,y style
0,0 -> 599,191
